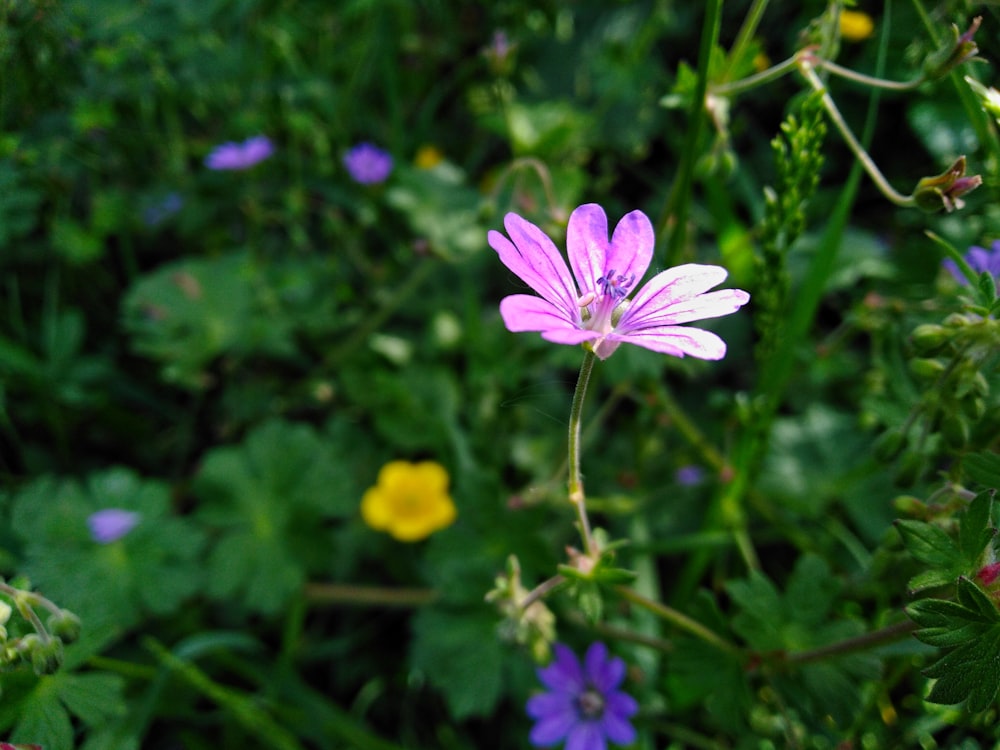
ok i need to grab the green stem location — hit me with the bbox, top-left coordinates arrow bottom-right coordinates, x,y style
659,0 -> 723,266
721,0 -> 771,82
614,585 -> 739,656
778,619 -> 917,666
568,350 -> 598,556
303,583 -> 438,607
798,61 -> 916,208
816,58 -> 924,91
711,55 -> 800,98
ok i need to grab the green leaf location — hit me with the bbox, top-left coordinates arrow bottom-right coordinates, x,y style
907,578 -> 1000,711
10,468 -> 205,629
194,419 -> 349,613
410,607 -> 503,719
963,452 -> 1000,489
959,490 -> 996,561
894,520 -> 963,568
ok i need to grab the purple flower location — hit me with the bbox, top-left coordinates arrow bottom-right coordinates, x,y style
675,465 -> 705,486
489,204 -> 750,360
142,192 -> 183,226
527,642 -> 638,750
343,142 -> 393,184
204,135 -> 274,170
943,240 -> 1000,286
88,508 -> 140,544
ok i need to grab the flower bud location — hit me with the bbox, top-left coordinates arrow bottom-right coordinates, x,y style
923,17 -> 981,82
913,156 -> 982,213
28,636 -> 64,676
908,357 -> 947,380
978,562 -> 1000,586
910,324 -> 950,354
47,610 -> 82,645
893,494 -> 927,516
965,76 -> 1000,121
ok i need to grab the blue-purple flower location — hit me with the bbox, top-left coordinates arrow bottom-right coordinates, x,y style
343,142 -> 393,184
527,642 -> 638,750
204,135 -> 274,171
943,240 -> 1000,286
675,465 -> 705,486
88,508 -> 140,543
490,204 -> 750,360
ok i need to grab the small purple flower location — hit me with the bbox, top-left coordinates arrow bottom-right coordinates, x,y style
343,142 -> 393,184
204,135 -> 274,171
88,508 -> 140,544
142,192 -> 183,226
489,204 -> 750,360
527,642 -> 638,750
675,465 -> 705,486
943,240 -> 1000,286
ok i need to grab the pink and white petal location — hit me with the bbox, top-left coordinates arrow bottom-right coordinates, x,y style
624,264 -> 730,324
490,213 -> 579,314
607,209 -> 654,287
566,204 -> 610,293
499,295 -> 577,333
620,288 -> 750,329
608,326 -> 729,360
541,328 -> 602,345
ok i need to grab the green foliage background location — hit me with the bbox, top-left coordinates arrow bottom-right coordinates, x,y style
3,0 -> 1000,748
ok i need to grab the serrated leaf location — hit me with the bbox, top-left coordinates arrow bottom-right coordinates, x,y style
58,673 -> 127,726
895,520 -> 963,568
959,490 -> 996,561
907,568 -> 957,594
410,607 -> 503,719
908,579 -> 1000,711
194,419 -> 349,613
963,452 -> 1000,489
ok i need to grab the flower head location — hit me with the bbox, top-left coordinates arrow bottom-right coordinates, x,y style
489,204 -> 750,360
204,135 -> 274,171
361,461 -> 456,542
88,508 -> 141,544
839,10 -> 875,43
527,642 -> 638,750
675,465 -> 705,486
343,142 -> 393,184
913,155 -> 981,213
923,16 -> 981,81
942,240 -> 1000,287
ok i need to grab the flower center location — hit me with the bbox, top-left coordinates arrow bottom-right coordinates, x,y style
576,688 -> 605,719
597,269 -> 634,300
583,269 -> 635,333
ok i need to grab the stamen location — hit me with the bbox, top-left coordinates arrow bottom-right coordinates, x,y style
577,291 -> 597,307
597,269 -> 635,300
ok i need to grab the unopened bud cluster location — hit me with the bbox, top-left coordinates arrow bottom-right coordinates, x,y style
0,581 -> 80,676
876,313 -> 1000,486
485,555 -> 556,663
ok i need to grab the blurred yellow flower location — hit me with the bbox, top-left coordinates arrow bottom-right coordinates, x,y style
361,461 -> 456,541
414,145 -> 444,169
840,9 -> 874,42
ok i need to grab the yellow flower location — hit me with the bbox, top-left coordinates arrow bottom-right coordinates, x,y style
414,145 -> 444,169
840,9 -> 874,42
361,461 -> 456,541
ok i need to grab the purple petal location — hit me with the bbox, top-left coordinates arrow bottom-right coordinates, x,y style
537,643 -> 585,693
565,722 -> 606,750
598,710 -> 637,745
529,710 -> 577,745
622,264 -> 731,321
605,690 -> 639,718
942,258 -> 966,284
526,691 -> 574,720
490,214 -> 579,317
499,294 -> 576,333
566,205 -> 653,296
88,508 -> 141,543
343,142 -> 393,184
584,643 -> 625,693
606,326 -> 729,360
